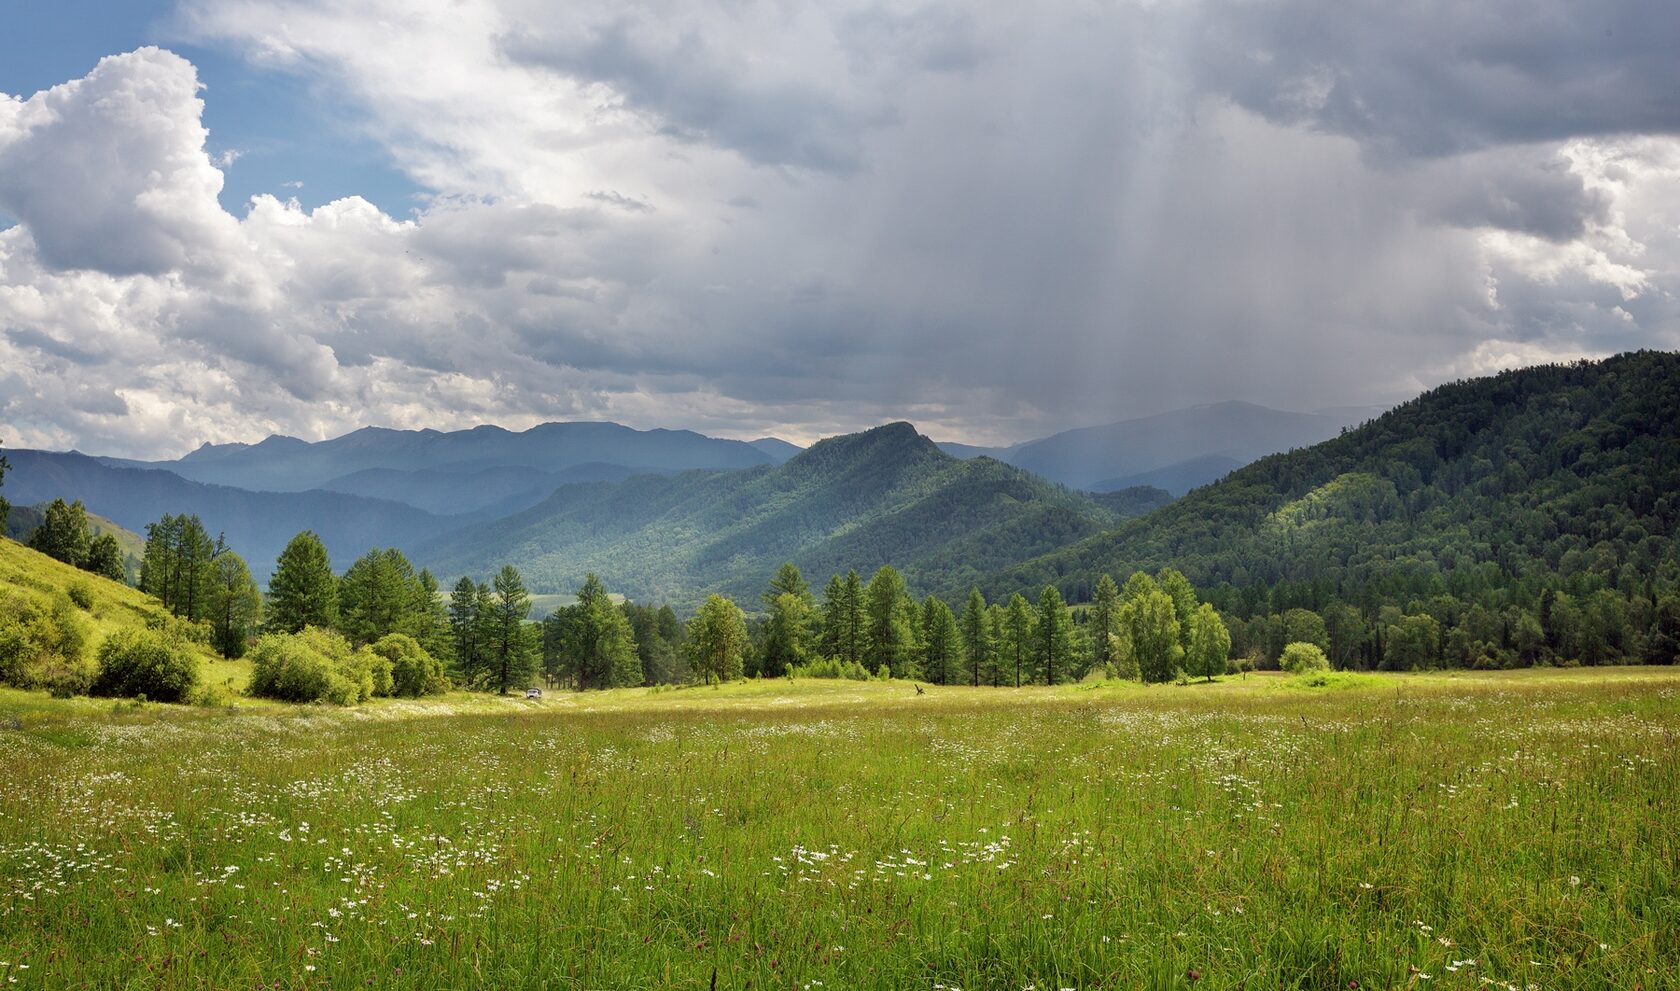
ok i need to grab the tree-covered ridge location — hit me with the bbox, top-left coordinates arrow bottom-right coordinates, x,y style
422,422 -> 1142,605
988,351 -> 1680,668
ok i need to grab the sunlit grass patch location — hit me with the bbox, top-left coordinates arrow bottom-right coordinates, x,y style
0,668 -> 1675,989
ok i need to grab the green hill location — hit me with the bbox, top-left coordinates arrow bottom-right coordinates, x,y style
421,422 -> 1147,605
983,351 -> 1680,666
5,502 -> 146,577
0,537 -> 242,696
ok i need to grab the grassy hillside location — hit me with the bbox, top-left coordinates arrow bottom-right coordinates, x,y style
5,502 -> 146,575
422,422 -> 1142,605
0,669 -> 1673,989
988,351 -> 1680,607
0,537 -> 246,691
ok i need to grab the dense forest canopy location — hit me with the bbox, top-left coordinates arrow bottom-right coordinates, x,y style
988,352 -> 1680,669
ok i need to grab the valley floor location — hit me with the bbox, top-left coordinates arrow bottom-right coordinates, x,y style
1,669 -> 1676,989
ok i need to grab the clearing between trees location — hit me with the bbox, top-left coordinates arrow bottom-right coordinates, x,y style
1,669 -> 1676,990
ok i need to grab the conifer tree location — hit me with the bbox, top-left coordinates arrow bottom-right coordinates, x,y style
821,570 -> 865,665
1088,573 -> 1120,672
266,531 -> 338,634
84,534 -> 127,584
760,563 -> 814,677
864,565 -> 919,677
489,565 -> 536,694
448,576 -> 485,687
29,498 -> 91,568
1002,593 -> 1035,687
1035,584 -> 1073,685
959,587 -> 990,686
919,595 -> 962,686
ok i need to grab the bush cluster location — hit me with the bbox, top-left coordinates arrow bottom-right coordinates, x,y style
786,656 -> 874,681
0,592 -> 94,698
1280,641 -> 1331,674
248,627 -> 448,704
91,628 -> 201,703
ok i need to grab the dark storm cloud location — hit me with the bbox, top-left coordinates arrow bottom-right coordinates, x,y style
6,327 -> 107,365
499,19 -> 874,173
1197,0 -> 1680,158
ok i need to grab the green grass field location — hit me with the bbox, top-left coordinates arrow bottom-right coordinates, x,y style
1,670 -> 1676,990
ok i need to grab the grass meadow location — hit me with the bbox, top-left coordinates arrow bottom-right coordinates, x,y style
0,669 -> 1676,990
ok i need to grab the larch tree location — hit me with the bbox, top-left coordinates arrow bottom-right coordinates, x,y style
28,498 -> 91,568
84,534 -> 127,584
1088,573 -> 1120,672
919,595 -> 962,686
338,548 -> 423,646
489,565 -> 536,694
959,587 -> 990,686
760,563 -> 814,677
1035,584 -> 1073,685
1002,593 -> 1035,687
571,573 -> 642,689
448,576 -> 485,687
266,531 -> 338,634
821,570 -> 865,666
864,565 -> 919,677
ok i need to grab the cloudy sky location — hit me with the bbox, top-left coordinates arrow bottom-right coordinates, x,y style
1,0 -> 1676,458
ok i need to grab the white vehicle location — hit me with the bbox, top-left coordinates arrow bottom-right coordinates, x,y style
525,687 -> 543,699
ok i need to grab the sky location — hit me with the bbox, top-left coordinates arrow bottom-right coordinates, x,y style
0,1 -> 1676,458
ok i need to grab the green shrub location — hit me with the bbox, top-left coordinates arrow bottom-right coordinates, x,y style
247,627 -> 374,705
369,633 -> 450,697
0,592 -> 94,695
66,581 -> 94,610
1280,641 -> 1331,674
787,656 -> 873,681
92,628 -> 200,703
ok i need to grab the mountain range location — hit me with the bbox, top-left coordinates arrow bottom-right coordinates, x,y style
985,350 -> 1680,605
417,423 -> 1169,605
937,401 -> 1382,493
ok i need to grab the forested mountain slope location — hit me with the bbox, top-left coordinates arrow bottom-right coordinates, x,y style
421,423 -> 1139,604
986,352 -> 1680,666
106,421 -> 772,496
